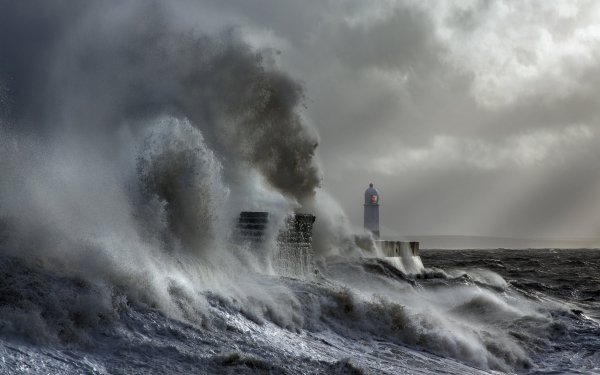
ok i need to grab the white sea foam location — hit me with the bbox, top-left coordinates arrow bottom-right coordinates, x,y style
0,2 -> 597,373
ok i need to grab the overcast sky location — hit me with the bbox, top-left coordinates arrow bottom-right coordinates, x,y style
190,0 -> 600,239
7,0 -> 600,240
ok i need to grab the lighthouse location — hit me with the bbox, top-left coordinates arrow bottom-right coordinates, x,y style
364,183 -> 380,238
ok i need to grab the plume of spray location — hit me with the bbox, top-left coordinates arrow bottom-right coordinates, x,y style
0,2 -> 545,372
307,190 -> 375,257
0,0 -> 323,327
0,1 -> 321,200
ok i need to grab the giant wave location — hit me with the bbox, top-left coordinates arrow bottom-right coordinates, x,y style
0,1 -> 599,374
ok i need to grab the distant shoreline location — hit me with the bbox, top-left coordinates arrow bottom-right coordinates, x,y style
383,235 -> 600,250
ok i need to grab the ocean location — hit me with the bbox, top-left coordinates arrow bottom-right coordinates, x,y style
1,2 -> 599,373
1,248 -> 598,374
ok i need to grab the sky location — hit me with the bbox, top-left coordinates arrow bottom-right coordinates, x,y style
187,0 -> 600,240
3,0 -> 600,241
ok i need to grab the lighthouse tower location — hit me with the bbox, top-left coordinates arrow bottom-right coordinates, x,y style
364,183 -> 380,238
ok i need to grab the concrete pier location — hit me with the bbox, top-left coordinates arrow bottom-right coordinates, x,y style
237,211 -> 421,276
375,240 -> 423,275
237,212 -> 316,278
275,214 -> 316,278
238,211 -> 269,243
376,240 -> 419,257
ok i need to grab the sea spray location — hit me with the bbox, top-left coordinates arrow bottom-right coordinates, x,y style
0,0 -> 319,324
0,1 -> 593,373
134,118 -> 226,256
0,0 -> 321,203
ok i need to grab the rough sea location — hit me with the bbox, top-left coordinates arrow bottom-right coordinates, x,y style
2,2 -> 600,374
1,248 -> 598,374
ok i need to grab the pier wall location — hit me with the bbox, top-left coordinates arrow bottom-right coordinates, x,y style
274,214 -> 315,278
237,212 -> 316,278
376,240 -> 419,257
374,240 -> 423,275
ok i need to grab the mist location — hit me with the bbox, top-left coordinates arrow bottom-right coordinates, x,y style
1,3 -> 598,374
0,0 -> 331,329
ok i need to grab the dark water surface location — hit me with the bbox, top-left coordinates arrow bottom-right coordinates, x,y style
421,248 -> 600,373
1,249 -> 599,374
421,249 -> 600,319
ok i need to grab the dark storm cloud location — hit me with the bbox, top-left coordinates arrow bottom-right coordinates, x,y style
0,1 -> 86,123
0,0 -> 320,201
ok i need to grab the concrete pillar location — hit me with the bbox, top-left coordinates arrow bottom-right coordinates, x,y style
237,212 -> 316,278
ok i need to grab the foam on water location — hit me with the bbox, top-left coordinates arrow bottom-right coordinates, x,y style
3,247 -> 599,374
1,2 -> 599,373
384,252 -> 425,275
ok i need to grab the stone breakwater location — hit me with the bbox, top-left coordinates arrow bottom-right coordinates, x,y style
238,212 -> 316,278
